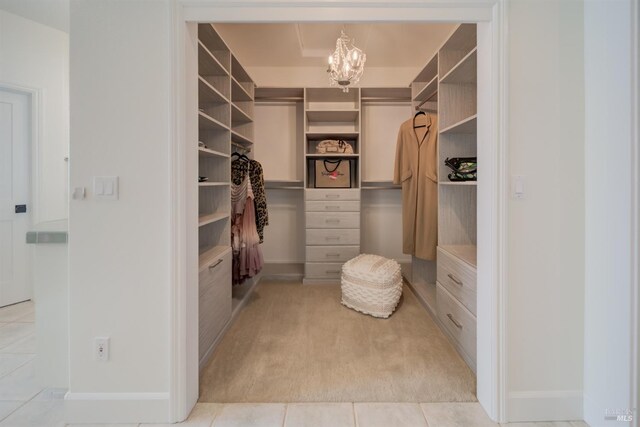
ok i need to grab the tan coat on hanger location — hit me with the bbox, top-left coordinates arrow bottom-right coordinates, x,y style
393,113 -> 438,261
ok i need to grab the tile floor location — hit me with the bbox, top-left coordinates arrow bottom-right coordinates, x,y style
0,302 -> 590,427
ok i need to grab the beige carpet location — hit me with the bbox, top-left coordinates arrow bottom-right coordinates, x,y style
199,280 -> 476,403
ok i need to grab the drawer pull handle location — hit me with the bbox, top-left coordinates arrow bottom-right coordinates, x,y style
326,206 -> 341,210
447,313 -> 463,329
208,259 -> 223,270
325,236 -> 341,240
326,270 -> 341,274
326,219 -> 341,223
447,273 -> 463,286
325,194 -> 340,199
326,253 -> 341,257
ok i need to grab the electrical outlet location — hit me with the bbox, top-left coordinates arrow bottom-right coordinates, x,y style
95,337 -> 110,362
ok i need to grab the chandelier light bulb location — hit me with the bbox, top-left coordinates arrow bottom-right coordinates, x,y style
328,55 -> 333,65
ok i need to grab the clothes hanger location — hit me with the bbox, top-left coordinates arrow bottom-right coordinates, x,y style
413,110 -> 429,129
231,152 -> 250,162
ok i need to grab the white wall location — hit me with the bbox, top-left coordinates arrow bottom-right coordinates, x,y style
0,10 -> 69,223
67,0 -> 172,423
506,0 -> 585,421
66,1 -> 637,424
583,1 -> 635,426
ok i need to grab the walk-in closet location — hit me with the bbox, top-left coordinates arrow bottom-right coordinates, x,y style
187,22 -> 481,404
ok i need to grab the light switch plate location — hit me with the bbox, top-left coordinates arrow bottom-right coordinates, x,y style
94,177 -> 119,200
512,175 -> 525,199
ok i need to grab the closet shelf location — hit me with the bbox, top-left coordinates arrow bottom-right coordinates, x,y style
362,180 -> 400,190
231,130 -> 253,146
306,131 -> 359,140
440,48 -> 477,85
264,179 -> 304,190
439,244 -> 477,268
199,181 -> 230,187
231,56 -> 252,87
306,109 -> 359,122
198,77 -> 229,105
199,212 -> 230,227
231,103 -> 253,124
199,111 -> 229,131
198,41 -> 228,77
199,245 -> 231,271
231,77 -> 253,102
198,147 -> 229,158
412,74 -> 438,103
440,181 -> 477,186
440,114 -> 477,134
305,153 -> 359,158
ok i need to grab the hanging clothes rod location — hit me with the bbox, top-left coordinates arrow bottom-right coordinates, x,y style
255,97 -> 304,102
416,90 -> 438,108
231,142 -> 251,153
361,97 -> 412,102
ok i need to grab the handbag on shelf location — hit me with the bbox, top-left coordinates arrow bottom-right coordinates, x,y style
444,157 -> 477,182
314,159 -> 351,188
315,139 -> 354,154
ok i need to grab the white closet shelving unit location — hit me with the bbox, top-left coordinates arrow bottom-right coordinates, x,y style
197,24 -> 255,369
409,23 -> 478,373
303,88 -> 361,284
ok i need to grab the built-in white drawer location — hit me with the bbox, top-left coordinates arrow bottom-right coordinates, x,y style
306,212 -> 360,229
198,249 -> 232,298
306,229 -> 360,246
305,262 -> 344,279
436,283 -> 476,362
306,245 -> 359,262
305,201 -> 360,212
437,247 -> 477,315
198,250 -> 232,360
305,189 -> 361,201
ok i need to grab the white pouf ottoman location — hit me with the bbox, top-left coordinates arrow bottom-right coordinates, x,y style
341,254 -> 403,319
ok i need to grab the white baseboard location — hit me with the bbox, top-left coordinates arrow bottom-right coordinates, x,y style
507,390 -> 583,422
64,392 -> 170,424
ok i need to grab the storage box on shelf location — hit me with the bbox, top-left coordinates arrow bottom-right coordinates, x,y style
303,88 -> 362,284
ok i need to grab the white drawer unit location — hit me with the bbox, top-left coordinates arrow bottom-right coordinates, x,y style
305,189 -> 361,201
305,212 -> 360,229
306,229 -> 360,246
198,248 -> 232,362
437,247 -> 477,315
436,283 -> 477,366
305,262 -> 344,279
306,245 -> 359,262
305,201 -> 361,212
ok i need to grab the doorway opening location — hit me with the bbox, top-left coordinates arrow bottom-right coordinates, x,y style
172,3 -> 504,423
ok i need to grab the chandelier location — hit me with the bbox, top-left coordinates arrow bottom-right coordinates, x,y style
327,30 -> 366,92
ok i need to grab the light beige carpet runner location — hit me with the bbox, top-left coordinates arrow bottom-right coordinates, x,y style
199,280 -> 476,403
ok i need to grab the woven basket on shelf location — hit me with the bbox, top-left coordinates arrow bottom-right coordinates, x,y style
341,254 -> 403,319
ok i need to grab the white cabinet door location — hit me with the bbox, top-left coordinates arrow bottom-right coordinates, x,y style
0,90 -> 31,307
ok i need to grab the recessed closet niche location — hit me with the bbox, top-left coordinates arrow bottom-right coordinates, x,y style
191,22 -> 479,383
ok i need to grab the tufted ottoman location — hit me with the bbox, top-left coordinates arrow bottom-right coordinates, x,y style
341,254 -> 403,319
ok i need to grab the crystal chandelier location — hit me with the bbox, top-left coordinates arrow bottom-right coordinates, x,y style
327,31 -> 366,92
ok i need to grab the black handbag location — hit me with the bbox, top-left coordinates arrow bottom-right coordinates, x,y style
444,157 -> 477,181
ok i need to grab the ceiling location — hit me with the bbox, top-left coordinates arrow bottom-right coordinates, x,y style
0,0 -> 69,32
215,23 -> 456,68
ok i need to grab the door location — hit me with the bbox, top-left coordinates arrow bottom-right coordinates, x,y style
0,89 -> 32,307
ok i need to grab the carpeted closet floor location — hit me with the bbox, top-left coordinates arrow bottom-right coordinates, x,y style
199,280 -> 476,403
